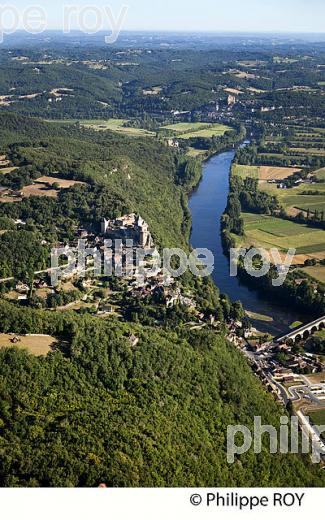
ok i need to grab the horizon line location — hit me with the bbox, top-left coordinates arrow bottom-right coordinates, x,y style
6,29 -> 325,36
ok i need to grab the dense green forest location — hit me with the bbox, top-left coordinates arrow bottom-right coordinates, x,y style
1,36 -> 325,488
1,301 -> 325,487
1,38 -> 325,121
0,112 -> 189,249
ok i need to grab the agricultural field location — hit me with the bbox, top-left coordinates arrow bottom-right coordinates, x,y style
22,183 -> 59,198
142,86 -> 162,96
178,123 -> 231,139
258,166 -> 301,180
262,126 -> 325,165
295,199 -> 325,214
233,164 -> 299,180
246,87 -> 266,94
161,122 -> 231,139
233,164 -> 259,179
35,176 -> 86,189
290,147 -> 325,156
160,122 -> 211,133
79,119 -> 155,136
0,196 -> 22,203
224,87 -> 244,95
302,265 -> 325,283
237,60 -> 266,67
186,147 -> 208,157
48,119 -> 155,137
0,167 -> 17,175
260,180 -> 325,216
314,167 -> 325,181
48,118 -> 231,141
242,212 -> 325,261
0,333 -> 56,356
22,175 -> 86,198
295,244 -> 325,256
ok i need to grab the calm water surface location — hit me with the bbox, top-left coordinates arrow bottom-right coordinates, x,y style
188,150 -> 309,335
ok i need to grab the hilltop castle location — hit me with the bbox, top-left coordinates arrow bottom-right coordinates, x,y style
101,213 -> 154,249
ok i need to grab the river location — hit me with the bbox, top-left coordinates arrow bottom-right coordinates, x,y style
188,150 -> 309,335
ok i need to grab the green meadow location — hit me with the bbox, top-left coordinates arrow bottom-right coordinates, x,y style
260,181 -> 325,214
160,122 -> 211,133
232,164 -> 259,179
242,212 -> 325,255
302,265 -> 325,283
47,118 -> 155,137
79,119 -> 155,136
161,122 -> 231,139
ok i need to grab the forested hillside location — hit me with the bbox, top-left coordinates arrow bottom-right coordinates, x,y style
0,112 -> 187,248
1,301 -> 325,487
0,113 -> 324,487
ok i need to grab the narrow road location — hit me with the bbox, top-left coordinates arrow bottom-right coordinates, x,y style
297,410 -> 325,461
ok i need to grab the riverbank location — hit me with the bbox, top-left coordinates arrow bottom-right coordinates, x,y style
188,150 -> 311,335
220,154 -> 325,322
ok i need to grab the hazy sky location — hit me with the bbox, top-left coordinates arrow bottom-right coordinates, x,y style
9,0 -> 325,33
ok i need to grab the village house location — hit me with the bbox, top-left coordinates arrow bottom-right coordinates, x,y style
272,368 -> 295,381
97,303 -> 114,315
167,138 -> 180,148
165,287 -> 196,309
227,94 -> 236,106
0,155 -> 10,167
16,282 -> 29,292
34,279 -> 48,289
128,334 -> 139,348
77,228 -> 89,239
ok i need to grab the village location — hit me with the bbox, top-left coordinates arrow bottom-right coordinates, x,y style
0,213 -> 207,320
227,316 -> 325,460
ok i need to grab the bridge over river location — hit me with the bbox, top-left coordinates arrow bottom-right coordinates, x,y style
273,315 -> 325,345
